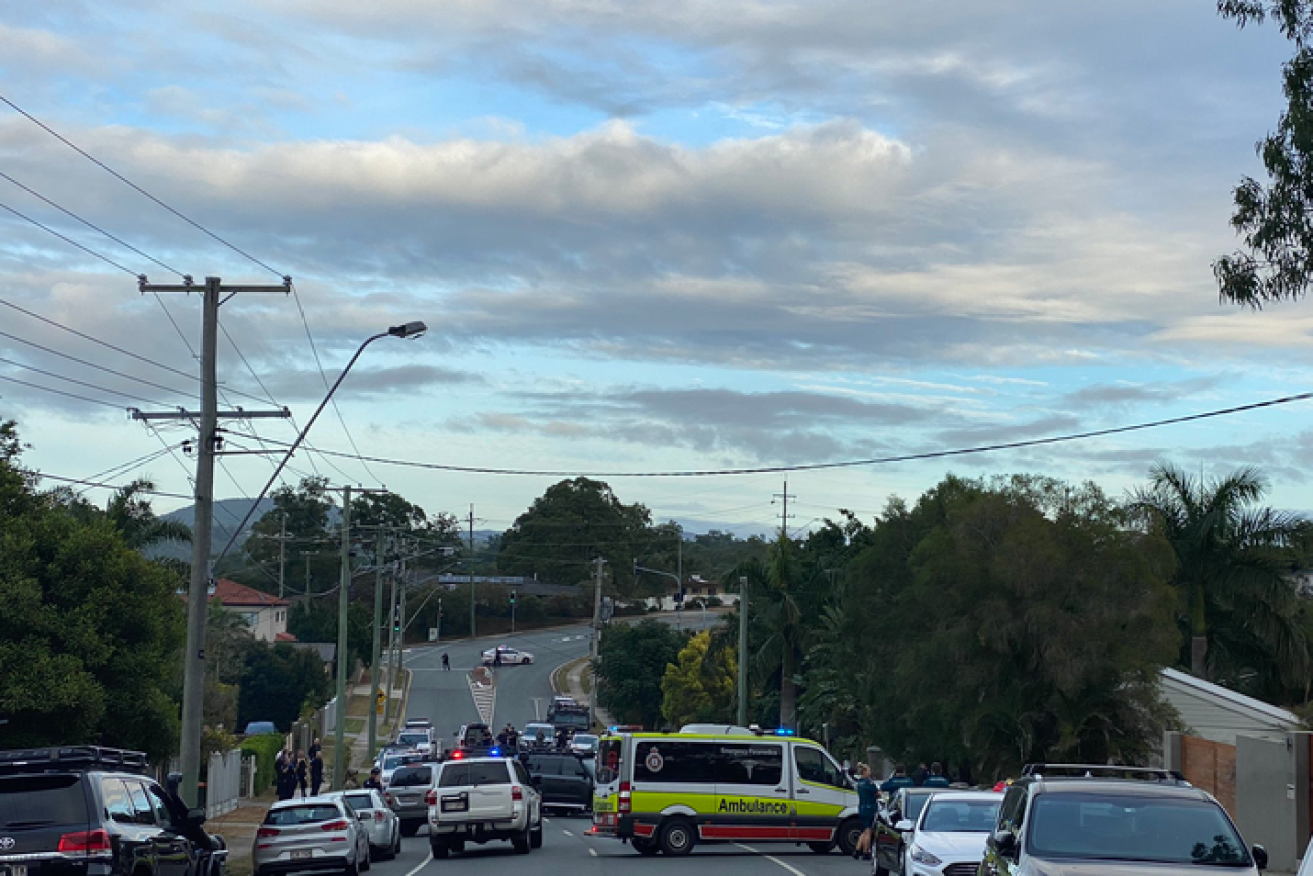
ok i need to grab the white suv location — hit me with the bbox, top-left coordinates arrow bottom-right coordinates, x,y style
427,757 -> 542,857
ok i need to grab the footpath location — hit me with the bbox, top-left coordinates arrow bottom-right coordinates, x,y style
553,655 -> 613,729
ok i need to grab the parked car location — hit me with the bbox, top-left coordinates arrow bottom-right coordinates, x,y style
481,645 -> 534,665
874,786 -> 940,875
324,790 -> 400,860
981,763 -> 1268,875
0,745 -> 227,876
569,733 -> 599,758
518,723 -> 558,752
385,763 -> 436,837
393,728 -> 434,759
378,750 -> 423,787
253,797 -> 371,876
243,721 -> 278,736
519,752 -> 593,812
897,790 -> 999,875
427,757 -> 543,857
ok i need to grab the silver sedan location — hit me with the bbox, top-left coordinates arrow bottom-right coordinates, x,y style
253,797 -> 371,876
327,790 -> 400,860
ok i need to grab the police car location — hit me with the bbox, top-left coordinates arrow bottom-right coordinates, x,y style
591,727 -> 862,857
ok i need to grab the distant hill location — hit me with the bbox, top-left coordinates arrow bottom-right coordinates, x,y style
159,498 -> 276,559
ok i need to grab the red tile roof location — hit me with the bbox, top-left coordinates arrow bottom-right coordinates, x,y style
212,578 -> 290,608
275,631 -> 298,642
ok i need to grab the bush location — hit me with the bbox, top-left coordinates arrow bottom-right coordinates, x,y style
241,732 -> 284,792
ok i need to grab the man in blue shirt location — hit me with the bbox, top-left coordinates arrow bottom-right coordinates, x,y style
923,761 -> 951,788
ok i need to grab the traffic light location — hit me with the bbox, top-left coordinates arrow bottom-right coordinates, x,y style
510,591 -> 517,606
392,606 -> 401,633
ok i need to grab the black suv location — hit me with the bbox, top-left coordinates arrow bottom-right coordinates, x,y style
0,746 -> 227,876
981,763 -> 1268,875
518,753 -> 592,813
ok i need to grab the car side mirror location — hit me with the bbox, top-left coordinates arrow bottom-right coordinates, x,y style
895,819 -> 913,832
187,808 -> 206,827
1252,844 -> 1268,870
991,829 -> 1017,857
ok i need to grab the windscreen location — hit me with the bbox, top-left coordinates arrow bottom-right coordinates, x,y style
265,804 -> 342,825
397,733 -> 428,746
0,775 -> 88,828
344,794 -> 376,811
1028,793 -> 1251,865
921,799 -> 1001,833
389,767 -> 432,787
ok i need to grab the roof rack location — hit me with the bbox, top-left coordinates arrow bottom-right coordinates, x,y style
0,746 -> 149,774
1021,763 -> 1186,783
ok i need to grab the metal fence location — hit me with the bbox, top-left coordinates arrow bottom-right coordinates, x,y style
205,749 -> 244,819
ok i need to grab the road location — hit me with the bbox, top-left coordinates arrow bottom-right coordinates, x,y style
385,611 -> 849,876
365,809 -> 874,876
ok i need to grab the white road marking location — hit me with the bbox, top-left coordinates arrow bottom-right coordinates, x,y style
562,829 -> 574,837
588,848 -> 598,857
733,843 -> 809,876
402,851 -> 432,876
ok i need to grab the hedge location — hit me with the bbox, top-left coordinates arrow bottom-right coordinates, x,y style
240,733 -> 284,793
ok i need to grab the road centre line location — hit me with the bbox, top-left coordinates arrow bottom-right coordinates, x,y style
733,843 -> 809,876
402,851 -> 432,876
562,829 -> 574,837
588,849 -> 597,857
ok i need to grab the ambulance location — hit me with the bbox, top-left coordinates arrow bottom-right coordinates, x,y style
591,728 -> 863,856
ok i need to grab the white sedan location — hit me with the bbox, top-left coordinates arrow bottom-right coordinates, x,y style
324,789 -> 401,860
900,790 -> 1001,876
481,645 -> 534,665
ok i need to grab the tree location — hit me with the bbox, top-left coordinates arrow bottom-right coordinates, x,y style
1129,462 -> 1308,694
661,630 -> 737,727
1215,1 -> 1313,306
497,478 -> 652,592
237,642 -> 332,731
596,620 -> 686,728
235,477 -> 338,596
104,479 -> 193,549
0,420 -> 185,761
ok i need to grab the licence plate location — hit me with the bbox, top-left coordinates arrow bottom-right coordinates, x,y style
290,851 -> 311,860
4,865 -> 28,876
441,797 -> 468,813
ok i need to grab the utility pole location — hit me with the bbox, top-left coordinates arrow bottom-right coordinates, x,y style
676,525 -> 683,630
590,557 -> 606,730
774,479 -> 796,538
384,556 -> 399,724
366,527 -> 385,761
277,513 -> 287,598
333,484 -> 352,790
133,274 -> 290,805
738,575 -> 749,726
510,590 -> 516,634
468,505 -> 476,640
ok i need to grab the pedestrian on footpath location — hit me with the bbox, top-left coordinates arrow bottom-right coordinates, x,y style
295,750 -> 309,797
310,751 -> 324,795
276,755 -> 297,800
308,738 -> 321,761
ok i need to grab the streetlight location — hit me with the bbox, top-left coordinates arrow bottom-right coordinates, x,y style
207,320 -> 427,791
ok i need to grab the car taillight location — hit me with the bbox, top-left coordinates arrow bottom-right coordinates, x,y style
451,750 -> 463,759
384,792 -> 394,806
618,781 -> 631,814
59,829 -> 111,853
374,811 -> 384,822
256,827 -> 281,839
425,790 -> 437,805
321,820 -> 350,831
512,786 -> 523,801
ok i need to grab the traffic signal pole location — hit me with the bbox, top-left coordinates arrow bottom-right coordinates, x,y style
366,527 -> 385,760
511,590 -> 517,634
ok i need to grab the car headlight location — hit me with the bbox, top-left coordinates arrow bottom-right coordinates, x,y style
909,845 -> 942,866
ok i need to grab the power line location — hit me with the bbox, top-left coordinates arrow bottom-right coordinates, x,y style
0,330 -> 196,398
0,298 -> 274,406
30,470 -> 193,500
77,446 -> 179,492
0,91 -> 284,277
225,390 -> 1313,479
0,170 -> 185,278
0,356 -> 175,407
0,199 -> 138,275
0,372 -> 130,410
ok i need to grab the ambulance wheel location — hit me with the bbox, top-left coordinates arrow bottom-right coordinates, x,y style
836,817 -> 863,857
808,841 -> 834,854
631,838 -> 659,856
659,818 -> 696,856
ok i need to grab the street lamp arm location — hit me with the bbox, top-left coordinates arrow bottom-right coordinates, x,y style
215,323 -> 425,563
634,562 -> 681,587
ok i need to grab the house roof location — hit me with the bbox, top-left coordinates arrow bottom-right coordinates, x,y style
1159,667 -> 1297,730
211,578 -> 290,608
275,631 -> 298,642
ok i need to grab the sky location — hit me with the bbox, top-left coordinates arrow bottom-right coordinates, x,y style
1,0 -> 1311,542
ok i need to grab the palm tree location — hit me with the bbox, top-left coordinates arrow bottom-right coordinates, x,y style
1129,463 -> 1307,687
106,478 -> 192,550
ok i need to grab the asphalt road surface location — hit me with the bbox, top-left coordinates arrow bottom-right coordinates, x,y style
364,808 -> 875,876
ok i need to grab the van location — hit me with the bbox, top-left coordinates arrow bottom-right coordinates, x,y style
591,731 -> 862,857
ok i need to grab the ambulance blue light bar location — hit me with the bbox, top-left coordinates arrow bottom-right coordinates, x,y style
774,729 -> 795,736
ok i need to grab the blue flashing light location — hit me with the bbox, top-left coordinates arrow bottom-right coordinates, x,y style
490,747 -> 501,756
775,728 -> 795,736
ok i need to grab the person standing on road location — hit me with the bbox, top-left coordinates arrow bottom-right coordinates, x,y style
923,761 -> 950,788
295,750 -> 309,798
880,765 -> 914,795
441,652 -> 450,670
854,765 -> 879,860
364,767 -> 383,790
310,751 -> 325,796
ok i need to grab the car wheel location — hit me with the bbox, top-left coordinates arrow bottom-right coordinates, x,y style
875,865 -> 890,876
359,845 -> 371,871
522,657 -> 531,664
512,824 -> 531,854
430,838 -> 448,859
659,818 -> 695,856
631,837 -> 660,856
837,817 -> 863,857
392,825 -> 402,855
807,841 -> 834,854
343,859 -> 359,876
